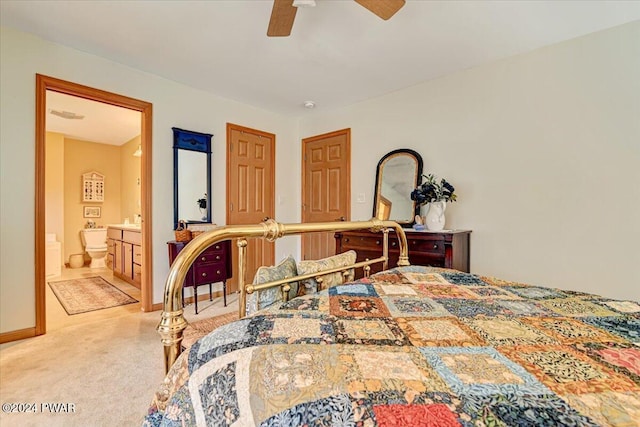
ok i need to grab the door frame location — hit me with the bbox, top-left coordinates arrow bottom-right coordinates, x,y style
34,74 -> 153,337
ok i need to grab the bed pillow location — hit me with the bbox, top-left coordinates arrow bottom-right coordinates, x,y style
297,250 -> 357,295
246,255 -> 299,316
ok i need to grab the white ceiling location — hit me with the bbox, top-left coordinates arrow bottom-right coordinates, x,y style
3,0 -> 640,122
47,91 -> 141,145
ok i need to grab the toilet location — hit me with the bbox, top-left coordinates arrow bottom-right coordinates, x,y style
81,228 -> 108,268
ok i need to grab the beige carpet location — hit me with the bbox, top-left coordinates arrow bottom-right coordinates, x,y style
0,292 -> 238,426
181,311 -> 239,351
48,276 -> 137,315
0,312 -> 164,426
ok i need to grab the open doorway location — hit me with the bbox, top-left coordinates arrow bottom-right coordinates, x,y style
35,75 -> 153,337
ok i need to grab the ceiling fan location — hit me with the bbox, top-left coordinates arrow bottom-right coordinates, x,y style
267,0 -> 406,37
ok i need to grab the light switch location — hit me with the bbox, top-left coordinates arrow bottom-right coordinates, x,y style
356,193 -> 366,203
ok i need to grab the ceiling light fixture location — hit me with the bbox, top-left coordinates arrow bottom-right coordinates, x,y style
293,0 -> 316,7
48,109 -> 85,120
133,145 -> 142,157
303,101 -> 316,109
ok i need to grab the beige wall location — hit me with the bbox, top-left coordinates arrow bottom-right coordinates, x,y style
299,21 -> 640,301
45,132 -> 65,244
120,135 -> 142,223
63,138 -> 122,262
45,134 -> 141,265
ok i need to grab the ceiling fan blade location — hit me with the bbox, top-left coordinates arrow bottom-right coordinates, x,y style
354,0 -> 405,20
267,0 -> 298,37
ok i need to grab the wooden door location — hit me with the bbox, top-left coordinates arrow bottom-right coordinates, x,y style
301,129 -> 351,260
226,123 -> 276,292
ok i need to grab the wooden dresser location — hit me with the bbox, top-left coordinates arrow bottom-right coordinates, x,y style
167,240 -> 232,314
335,229 -> 471,277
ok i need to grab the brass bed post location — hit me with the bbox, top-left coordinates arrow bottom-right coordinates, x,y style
237,238 -> 248,319
158,219 -> 409,373
383,228 -> 389,271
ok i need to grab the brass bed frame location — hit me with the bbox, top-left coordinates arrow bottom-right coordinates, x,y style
158,219 -> 409,372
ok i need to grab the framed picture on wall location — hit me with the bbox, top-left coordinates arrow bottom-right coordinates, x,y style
83,206 -> 101,218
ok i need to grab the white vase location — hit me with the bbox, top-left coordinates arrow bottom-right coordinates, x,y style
425,201 -> 446,231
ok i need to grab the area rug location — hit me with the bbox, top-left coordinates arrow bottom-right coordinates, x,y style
182,311 -> 239,351
48,276 -> 138,315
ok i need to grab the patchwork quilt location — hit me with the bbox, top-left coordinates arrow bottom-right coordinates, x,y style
144,266 -> 640,426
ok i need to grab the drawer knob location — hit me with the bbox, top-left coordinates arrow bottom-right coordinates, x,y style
201,256 -> 206,261
216,255 -> 220,260
391,241 -> 397,247
215,245 -> 220,250
433,244 -> 438,249
375,240 -> 380,245
216,270 -> 221,275
201,272 -> 207,277
344,238 -> 349,243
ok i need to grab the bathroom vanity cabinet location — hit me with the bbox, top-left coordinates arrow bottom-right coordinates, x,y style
107,226 -> 142,288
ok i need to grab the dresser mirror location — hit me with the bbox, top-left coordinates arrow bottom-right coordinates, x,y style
372,149 -> 423,227
173,127 -> 212,229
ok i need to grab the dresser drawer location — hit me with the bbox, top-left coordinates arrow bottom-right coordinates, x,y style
197,248 -> 225,263
336,229 -> 471,273
408,237 -> 445,255
411,253 -> 445,268
207,242 -> 227,254
193,262 -> 227,284
340,235 -> 385,250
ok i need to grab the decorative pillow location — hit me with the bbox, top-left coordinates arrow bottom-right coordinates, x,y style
245,255 -> 299,316
297,250 -> 357,295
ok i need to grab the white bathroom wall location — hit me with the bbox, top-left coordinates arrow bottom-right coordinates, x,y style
0,26 -> 299,333
298,22 -> 640,301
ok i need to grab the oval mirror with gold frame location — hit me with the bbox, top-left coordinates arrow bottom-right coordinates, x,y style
372,149 -> 423,227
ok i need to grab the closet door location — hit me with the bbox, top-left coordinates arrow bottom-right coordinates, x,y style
226,123 -> 275,292
301,129 -> 351,260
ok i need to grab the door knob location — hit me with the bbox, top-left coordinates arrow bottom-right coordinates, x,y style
334,216 -> 346,221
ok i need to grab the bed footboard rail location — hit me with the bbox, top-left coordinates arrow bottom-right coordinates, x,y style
248,255 -> 389,311
158,218 -> 408,373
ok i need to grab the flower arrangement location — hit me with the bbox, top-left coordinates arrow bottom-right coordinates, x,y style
196,193 -> 207,210
410,174 -> 457,206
